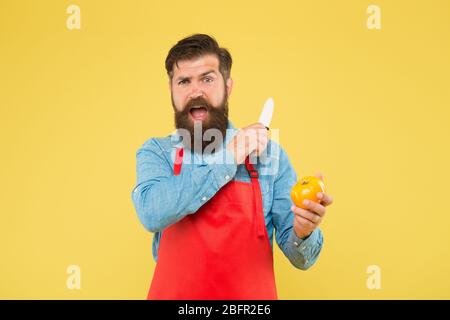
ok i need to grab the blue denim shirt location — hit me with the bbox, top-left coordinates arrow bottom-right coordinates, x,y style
132,121 -> 323,270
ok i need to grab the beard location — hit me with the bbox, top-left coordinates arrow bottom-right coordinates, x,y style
173,92 -> 229,154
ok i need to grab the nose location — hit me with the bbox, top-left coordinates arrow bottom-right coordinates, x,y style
188,85 -> 204,100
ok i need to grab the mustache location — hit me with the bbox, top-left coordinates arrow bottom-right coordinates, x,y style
184,97 -> 212,113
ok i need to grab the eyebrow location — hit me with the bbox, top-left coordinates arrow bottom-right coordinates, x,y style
175,70 -> 217,82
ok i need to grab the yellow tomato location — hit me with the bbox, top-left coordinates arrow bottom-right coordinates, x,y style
290,176 -> 325,209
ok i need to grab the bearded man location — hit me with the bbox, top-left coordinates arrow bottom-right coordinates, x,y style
132,34 -> 333,300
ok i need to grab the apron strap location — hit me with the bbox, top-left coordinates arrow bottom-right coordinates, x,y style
172,148 -> 265,238
245,157 -> 265,238
173,147 -> 184,176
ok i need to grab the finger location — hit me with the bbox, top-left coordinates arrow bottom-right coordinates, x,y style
245,135 -> 258,155
314,172 -> 324,182
252,122 -> 267,129
294,214 -> 316,229
256,132 -> 268,147
256,137 -> 269,156
302,199 -> 326,217
291,205 -> 308,216
247,123 -> 266,132
255,129 -> 268,153
291,205 -> 322,223
317,192 -> 333,206
255,128 -> 268,143
292,206 -> 321,224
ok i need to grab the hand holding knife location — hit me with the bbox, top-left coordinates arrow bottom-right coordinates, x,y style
226,97 -> 274,165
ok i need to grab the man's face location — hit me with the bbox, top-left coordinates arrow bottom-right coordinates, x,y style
170,54 -> 233,153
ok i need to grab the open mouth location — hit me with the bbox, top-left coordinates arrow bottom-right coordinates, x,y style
189,106 -> 208,121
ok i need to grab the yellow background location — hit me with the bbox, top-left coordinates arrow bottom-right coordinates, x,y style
1,0 -> 450,299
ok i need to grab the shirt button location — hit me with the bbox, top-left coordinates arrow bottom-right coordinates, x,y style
305,260 -> 309,265
225,175 -> 230,181
201,196 -> 207,201
293,241 -> 299,247
301,246 -> 306,251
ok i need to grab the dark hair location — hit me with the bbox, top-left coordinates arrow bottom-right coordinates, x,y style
165,34 -> 232,81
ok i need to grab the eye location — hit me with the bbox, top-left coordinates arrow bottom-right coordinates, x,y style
203,77 -> 213,83
178,79 -> 189,86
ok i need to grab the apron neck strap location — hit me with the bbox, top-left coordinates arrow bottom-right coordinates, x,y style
173,147 -> 184,176
244,157 -> 265,238
244,157 -> 259,179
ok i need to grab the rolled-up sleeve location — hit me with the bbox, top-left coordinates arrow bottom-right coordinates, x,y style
270,145 -> 324,270
131,138 -> 237,233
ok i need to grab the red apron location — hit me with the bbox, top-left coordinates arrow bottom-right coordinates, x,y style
147,148 -> 277,300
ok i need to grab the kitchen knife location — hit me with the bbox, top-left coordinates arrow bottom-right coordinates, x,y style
258,97 -> 274,129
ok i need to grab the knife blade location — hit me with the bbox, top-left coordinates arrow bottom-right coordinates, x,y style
258,97 -> 274,129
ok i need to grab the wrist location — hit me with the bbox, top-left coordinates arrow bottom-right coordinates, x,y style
294,227 -> 312,240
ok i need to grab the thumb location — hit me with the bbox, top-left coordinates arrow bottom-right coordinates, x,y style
314,172 -> 324,182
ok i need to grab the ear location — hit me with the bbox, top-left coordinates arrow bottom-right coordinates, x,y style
226,77 -> 233,98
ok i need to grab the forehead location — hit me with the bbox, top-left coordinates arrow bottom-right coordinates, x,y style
172,54 -> 219,78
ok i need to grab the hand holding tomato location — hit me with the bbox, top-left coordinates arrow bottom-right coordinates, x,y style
290,173 -> 334,239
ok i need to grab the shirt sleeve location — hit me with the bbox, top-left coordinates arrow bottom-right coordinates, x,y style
131,138 -> 237,233
270,144 -> 324,270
